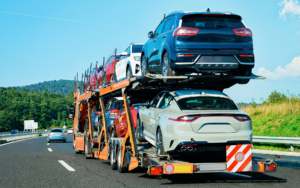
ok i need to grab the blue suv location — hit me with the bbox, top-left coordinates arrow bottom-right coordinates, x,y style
141,10 -> 255,84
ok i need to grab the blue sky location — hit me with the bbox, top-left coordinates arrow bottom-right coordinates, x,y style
0,0 -> 300,103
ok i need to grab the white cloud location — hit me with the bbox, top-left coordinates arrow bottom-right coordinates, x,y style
279,0 -> 300,20
256,56 -> 300,80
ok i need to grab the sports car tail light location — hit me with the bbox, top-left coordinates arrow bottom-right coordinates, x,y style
233,115 -> 251,122
169,115 -> 200,122
109,109 -> 119,115
149,166 -> 163,175
173,27 -> 199,36
233,28 -> 252,37
169,114 -> 251,122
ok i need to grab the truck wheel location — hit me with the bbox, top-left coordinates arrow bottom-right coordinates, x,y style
117,148 -> 128,173
135,116 -> 144,142
110,147 -> 117,170
162,52 -> 175,84
156,128 -> 166,157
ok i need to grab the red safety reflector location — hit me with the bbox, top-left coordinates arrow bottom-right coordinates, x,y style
174,27 -> 199,36
193,165 -> 197,171
144,158 -> 147,161
178,54 -> 195,57
277,155 -> 281,158
150,166 -> 163,175
264,164 -> 277,172
93,140 -> 98,143
95,111 -> 100,115
233,28 -> 253,37
164,164 -> 174,174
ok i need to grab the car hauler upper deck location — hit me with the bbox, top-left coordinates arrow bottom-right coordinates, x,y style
70,74 -> 278,176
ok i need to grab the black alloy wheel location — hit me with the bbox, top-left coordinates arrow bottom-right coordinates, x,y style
141,55 -> 149,76
156,128 -> 166,157
162,52 -> 175,84
135,116 -> 144,142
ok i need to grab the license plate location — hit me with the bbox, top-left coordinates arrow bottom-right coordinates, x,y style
54,134 -> 61,136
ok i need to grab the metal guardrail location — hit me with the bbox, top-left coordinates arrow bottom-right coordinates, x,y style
253,136 -> 300,151
0,131 -> 47,136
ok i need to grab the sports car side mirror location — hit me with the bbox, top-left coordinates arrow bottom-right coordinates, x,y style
148,31 -> 154,38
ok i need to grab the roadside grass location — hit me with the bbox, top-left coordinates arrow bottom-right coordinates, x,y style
240,91 -> 300,152
0,140 -> 7,144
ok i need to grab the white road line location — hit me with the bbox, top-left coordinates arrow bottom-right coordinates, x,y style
225,172 -> 252,178
48,148 -> 52,152
58,160 -> 75,171
47,143 -> 50,145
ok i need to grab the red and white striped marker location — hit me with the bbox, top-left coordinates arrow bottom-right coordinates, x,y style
226,144 -> 252,172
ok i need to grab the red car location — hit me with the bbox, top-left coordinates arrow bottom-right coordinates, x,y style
111,104 -> 138,138
103,54 -> 121,86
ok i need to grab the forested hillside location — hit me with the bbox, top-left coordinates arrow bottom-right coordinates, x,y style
0,87 -> 73,132
15,80 -> 77,96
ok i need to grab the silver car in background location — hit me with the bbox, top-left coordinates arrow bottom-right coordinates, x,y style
137,89 -> 252,158
47,128 -> 66,143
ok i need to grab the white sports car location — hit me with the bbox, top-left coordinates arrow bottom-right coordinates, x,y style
115,43 -> 144,82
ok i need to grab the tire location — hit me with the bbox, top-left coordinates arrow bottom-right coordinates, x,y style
156,128 -> 166,157
141,55 -> 149,76
135,116 -> 144,142
110,147 -> 117,170
162,52 -> 175,84
47,140 -> 50,143
126,66 -> 132,79
63,140 -> 66,143
84,131 -> 92,159
117,148 -> 128,173
238,68 -> 252,84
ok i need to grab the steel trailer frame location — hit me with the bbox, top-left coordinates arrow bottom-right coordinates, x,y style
72,74 -> 278,175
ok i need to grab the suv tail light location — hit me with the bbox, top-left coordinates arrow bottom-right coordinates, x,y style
233,28 -> 252,37
173,27 -> 199,36
109,109 -> 119,115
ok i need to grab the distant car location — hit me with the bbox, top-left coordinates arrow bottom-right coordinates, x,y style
47,128 -> 66,143
102,54 -> 121,87
141,11 -> 254,84
115,43 -> 144,82
111,104 -> 138,138
105,97 -> 124,133
9,130 -> 19,135
67,128 -> 73,134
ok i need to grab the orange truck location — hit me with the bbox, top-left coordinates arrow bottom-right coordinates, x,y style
69,74 -> 278,175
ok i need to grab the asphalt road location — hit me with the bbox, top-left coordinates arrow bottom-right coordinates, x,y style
0,135 -> 299,188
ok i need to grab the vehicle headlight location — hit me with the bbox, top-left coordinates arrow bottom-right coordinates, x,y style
134,56 -> 140,61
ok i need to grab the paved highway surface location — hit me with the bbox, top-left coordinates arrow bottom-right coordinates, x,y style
0,135 -> 299,188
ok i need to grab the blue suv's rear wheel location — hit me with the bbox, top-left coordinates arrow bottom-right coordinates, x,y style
162,52 -> 175,84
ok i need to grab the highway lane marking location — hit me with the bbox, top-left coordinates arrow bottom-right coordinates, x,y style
58,160 -> 75,171
47,143 -> 50,145
48,148 -> 53,152
225,172 -> 252,178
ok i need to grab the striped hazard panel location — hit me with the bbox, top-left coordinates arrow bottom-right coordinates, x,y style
226,144 -> 252,172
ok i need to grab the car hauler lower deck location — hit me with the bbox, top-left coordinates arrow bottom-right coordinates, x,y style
70,74 -> 278,176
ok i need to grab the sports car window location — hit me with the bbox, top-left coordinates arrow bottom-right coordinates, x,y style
132,45 -> 143,53
177,97 -> 238,110
151,93 -> 164,108
126,46 -> 131,56
162,16 -> 174,33
158,93 -> 172,109
154,20 -> 166,36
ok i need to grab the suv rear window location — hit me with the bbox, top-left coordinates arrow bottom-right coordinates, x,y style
182,15 -> 245,29
177,97 -> 238,110
132,45 -> 143,53
51,129 -> 63,132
